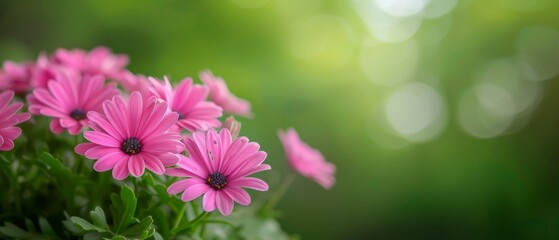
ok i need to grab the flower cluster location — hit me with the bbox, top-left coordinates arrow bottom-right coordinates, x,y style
0,46 -> 335,220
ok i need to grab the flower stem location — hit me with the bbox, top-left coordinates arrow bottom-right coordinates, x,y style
172,203 -> 187,231
205,220 -> 237,229
171,211 -> 211,236
263,171 -> 296,212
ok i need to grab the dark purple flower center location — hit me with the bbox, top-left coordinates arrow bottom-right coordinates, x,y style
70,108 -> 87,121
175,111 -> 184,120
121,137 -> 142,155
207,172 -> 227,190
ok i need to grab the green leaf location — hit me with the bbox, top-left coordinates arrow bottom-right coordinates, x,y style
153,231 -> 164,240
121,216 -> 153,237
24,219 -> 37,233
0,222 -> 34,238
38,152 -> 73,181
111,236 -> 126,240
0,155 -> 14,180
84,232 -> 110,240
114,185 -> 137,233
142,173 -> 155,185
153,184 -> 170,201
63,220 -> 85,234
140,227 -> 155,240
38,217 -> 58,238
150,207 -> 170,238
90,206 -> 109,230
110,192 -> 123,231
70,217 -> 107,233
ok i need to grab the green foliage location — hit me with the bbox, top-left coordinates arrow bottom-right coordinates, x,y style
0,217 -> 60,239
0,131 -> 289,240
64,186 -> 157,239
110,185 -> 138,233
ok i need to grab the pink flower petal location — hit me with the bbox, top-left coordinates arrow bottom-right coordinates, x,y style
202,190 -> 216,212
231,164 -> 271,179
0,127 -> 21,140
84,131 -> 121,147
227,151 -> 267,179
112,156 -> 130,180
224,187 -> 251,206
142,153 -> 165,175
0,138 -> 15,151
87,111 -> 123,140
167,178 -> 204,195
0,91 -> 14,110
136,98 -> 166,138
278,128 -> 336,189
75,142 -> 97,155
127,92 -> 143,136
180,184 -> 210,202
103,98 -> 129,137
93,151 -> 125,172
176,155 -> 208,179
128,155 -> 145,177
49,120 -> 65,134
60,118 -> 77,128
85,146 -> 118,159
157,153 -> 180,166
141,111 -> 178,140
142,138 -> 184,154
165,167 -> 190,177
215,192 -> 234,216
229,177 -> 269,191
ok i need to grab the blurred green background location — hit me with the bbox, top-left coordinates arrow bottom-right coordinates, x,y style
2,0 -> 559,239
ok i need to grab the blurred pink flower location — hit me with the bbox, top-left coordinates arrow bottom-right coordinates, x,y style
166,128 -> 270,216
30,53 -> 76,89
53,46 -> 128,79
0,61 -> 34,93
0,91 -> 31,151
223,116 -> 241,139
278,128 -> 335,189
200,70 -> 252,117
31,54 -> 58,89
27,72 -> 119,135
75,92 -> 185,180
149,76 -> 222,132
114,70 -> 152,96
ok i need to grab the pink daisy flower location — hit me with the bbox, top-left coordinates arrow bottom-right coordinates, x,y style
75,92 -> 185,180
27,72 -> 119,135
30,53 -> 74,89
278,128 -> 335,189
0,61 -> 35,94
149,76 -> 222,132
31,53 -> 58,89
166,128 -> 270,216
0,90 -> 31,151
53,46 -> 129,79
200,70 -> 252,118
113,71 -> 153,96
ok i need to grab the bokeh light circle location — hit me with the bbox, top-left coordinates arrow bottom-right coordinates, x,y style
354,0 -> 424,43
457,85 -> 515,139
384,82 -> 447,142
375,0 -> 430,18
422,0 -> 458,19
